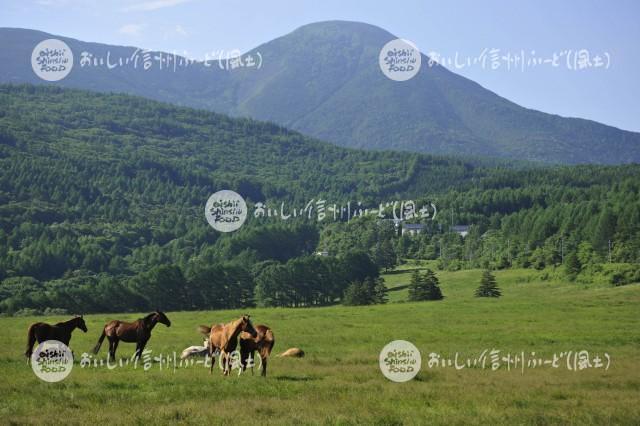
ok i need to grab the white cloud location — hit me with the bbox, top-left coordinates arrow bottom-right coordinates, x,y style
118,23 -> 144,36
34,0 -> 80,6
122,0 -> 192,12
174,24 -> 188,37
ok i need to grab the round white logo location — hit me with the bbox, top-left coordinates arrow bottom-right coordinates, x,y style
31,39 -> 74,81
31,340 -> 74,382
378,39 -> 422,81
205,190 -> 247,232
379,340 -> 421,382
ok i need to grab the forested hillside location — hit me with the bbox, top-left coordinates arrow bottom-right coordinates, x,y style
0,85 -> 638,315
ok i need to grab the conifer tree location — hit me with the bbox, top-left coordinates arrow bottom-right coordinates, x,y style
475,270 -> 501,298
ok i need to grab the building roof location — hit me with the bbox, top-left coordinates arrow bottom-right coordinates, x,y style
403,223 -> 425,229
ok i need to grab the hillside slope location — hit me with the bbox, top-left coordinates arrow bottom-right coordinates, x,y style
1,22 -> 639,164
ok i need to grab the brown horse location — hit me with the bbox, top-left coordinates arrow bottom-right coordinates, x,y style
93,311 -> 171,360
239,324 -> 275,377
198,315 -> 257,376
25,316 -> 88,361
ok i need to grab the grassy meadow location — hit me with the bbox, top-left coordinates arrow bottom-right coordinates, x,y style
0,265 -> 638,425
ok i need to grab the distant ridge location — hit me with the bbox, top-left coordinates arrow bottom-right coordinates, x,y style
1,22 -> 639,164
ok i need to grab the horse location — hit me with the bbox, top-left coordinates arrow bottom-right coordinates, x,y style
93,311 -> 171,360
25,315 -> 88,361
180,340 -> 210,360
198,315 -> 257,376
239,324 -> 275,377
278,347 -> 305,358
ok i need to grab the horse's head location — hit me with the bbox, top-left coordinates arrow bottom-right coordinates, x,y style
240,314 -> 257,338
76,315 -> 88,333
155,311 -> 171,327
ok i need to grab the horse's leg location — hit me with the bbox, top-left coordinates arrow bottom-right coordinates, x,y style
221,351 -> 229,376
225,351 -> 233,376
261,354 -> 268,377
107,338 -> 114,361
112,339 -> 120,361
135,338 -> 148,361
240,348 -> 248,373
133,342 -> 140,360
209,346 -> 216,375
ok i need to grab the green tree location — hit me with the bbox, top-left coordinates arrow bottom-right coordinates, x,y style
374,239 -> 397,272
475,270 -> 501,298
128,264 -> 187,310
372,277 -> 388,304
423,269 -> 444,300
342,280 -> 372,306
408,270 -> 426,301
408,269 -> 443,301
564,251 -> 581,279
577,241 -> 598,267
592,208 -> 616,254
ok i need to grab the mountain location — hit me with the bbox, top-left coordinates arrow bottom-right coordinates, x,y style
1,22 -> 640,164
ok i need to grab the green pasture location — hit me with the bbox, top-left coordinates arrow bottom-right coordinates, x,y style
0,267 -> 638,425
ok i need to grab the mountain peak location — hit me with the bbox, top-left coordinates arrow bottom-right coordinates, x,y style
1,23 -> 638,164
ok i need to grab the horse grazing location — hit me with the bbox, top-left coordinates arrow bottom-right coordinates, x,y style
198,315 -> 257,376
93,311 -> 171,360
239,324 -> 275,377
25,316 -> 88,361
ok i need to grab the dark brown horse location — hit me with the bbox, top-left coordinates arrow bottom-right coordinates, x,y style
240,324 -> 275,377
198,315 -> 257,376
93,311 -> 171,360
25,316 -> 88,361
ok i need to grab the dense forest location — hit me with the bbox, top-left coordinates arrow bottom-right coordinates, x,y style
0,85 -> 638,315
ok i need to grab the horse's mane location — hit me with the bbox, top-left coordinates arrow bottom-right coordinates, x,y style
140,312 -> 157,323
54,316 -> 80,327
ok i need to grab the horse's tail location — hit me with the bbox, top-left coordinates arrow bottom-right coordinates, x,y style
25,324 -> 37,360
92,329 -> 106,354
197,325 -> 211,336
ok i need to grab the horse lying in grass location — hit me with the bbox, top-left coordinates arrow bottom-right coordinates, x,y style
93,311 -> 171,360
180,340 -> 210,360
278,347 -> 305,358
25,315 -> 88,361
239,324 -> 275,377
198,315 -> 257,376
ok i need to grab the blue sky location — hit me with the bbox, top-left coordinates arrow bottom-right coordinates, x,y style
3,0 -> 639,131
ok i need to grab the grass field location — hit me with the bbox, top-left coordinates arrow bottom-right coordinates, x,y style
1,266 -> 639,425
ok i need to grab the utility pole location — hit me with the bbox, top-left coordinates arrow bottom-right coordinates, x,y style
450,208 -> 454,231
608,240 -> 612,263
561,237 -> 564,264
